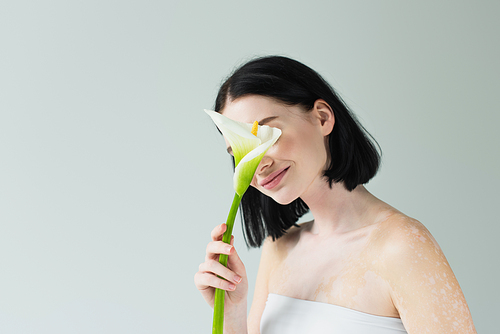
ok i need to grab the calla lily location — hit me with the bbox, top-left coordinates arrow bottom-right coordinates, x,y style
204,109 -> 281,334
204,109 -> 282,196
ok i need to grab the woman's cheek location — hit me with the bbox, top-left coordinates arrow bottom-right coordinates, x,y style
250,176 -> 258,188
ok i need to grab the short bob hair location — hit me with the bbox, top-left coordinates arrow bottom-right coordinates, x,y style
214,56 -> 381,248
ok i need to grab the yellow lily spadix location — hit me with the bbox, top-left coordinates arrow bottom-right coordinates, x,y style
204,109 -> 281,334
204,109 -> 282,196
251,120 -> 259,136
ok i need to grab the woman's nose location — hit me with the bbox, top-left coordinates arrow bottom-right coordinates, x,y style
257,155 -> 273,174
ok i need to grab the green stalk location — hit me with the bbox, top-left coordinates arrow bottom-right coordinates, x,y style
212,192 -> 242,334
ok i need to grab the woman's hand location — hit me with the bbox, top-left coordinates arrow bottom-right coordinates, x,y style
194,223 -> 248,308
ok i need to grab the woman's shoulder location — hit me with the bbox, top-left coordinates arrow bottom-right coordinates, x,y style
369,210 -> 454,289
372,211 -> 444,257
260,221 -> 307,262
370,213 -> 476,332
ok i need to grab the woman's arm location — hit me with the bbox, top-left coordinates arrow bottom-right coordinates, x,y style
383,218 -> 476,333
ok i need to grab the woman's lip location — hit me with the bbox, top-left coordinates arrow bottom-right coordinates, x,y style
260,167 -> 289,189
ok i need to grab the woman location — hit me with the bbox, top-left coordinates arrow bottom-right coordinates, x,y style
194,56 -> 476,333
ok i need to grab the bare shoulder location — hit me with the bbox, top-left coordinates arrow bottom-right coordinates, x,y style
373,213 -> 444,256
261,221 -> 309,261
374,213 -> 477,333
247,223 -> 307,334
256,221 -> 307,265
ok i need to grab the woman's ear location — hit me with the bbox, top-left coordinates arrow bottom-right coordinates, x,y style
313,99 -> 335,136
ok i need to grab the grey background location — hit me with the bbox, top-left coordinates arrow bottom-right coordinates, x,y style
0,0 -> 498,333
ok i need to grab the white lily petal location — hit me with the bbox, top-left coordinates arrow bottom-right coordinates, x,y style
236,127 -> 281,166
233,127 -> 281,195
228,135 -> 260,166
204,109 -> 282,196
204,109 -> 259,140
252,125 -> 277,146
205,109 -> 261,165
233,154 -> 265,195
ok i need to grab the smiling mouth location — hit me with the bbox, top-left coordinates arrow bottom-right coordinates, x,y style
261,167 -> 289,190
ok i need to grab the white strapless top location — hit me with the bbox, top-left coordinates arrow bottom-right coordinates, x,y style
260,294 -> 408,334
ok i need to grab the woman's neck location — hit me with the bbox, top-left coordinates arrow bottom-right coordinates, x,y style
300,178 -> 379,236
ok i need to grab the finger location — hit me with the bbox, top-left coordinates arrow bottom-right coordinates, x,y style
199,260 -> 242,285
194,271 -> 236,292
211,224 -> 227,241
206,241 -> 234,260
227,245 -> 246,278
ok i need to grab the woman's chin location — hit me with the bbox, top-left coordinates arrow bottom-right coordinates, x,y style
253,185 -> 298,205
268,192 -> 298,206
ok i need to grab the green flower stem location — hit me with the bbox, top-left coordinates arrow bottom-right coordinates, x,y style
212,192 -> 242,334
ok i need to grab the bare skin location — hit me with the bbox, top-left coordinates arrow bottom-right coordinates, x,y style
195,95 -> 477,333
248,189 -> 477,333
